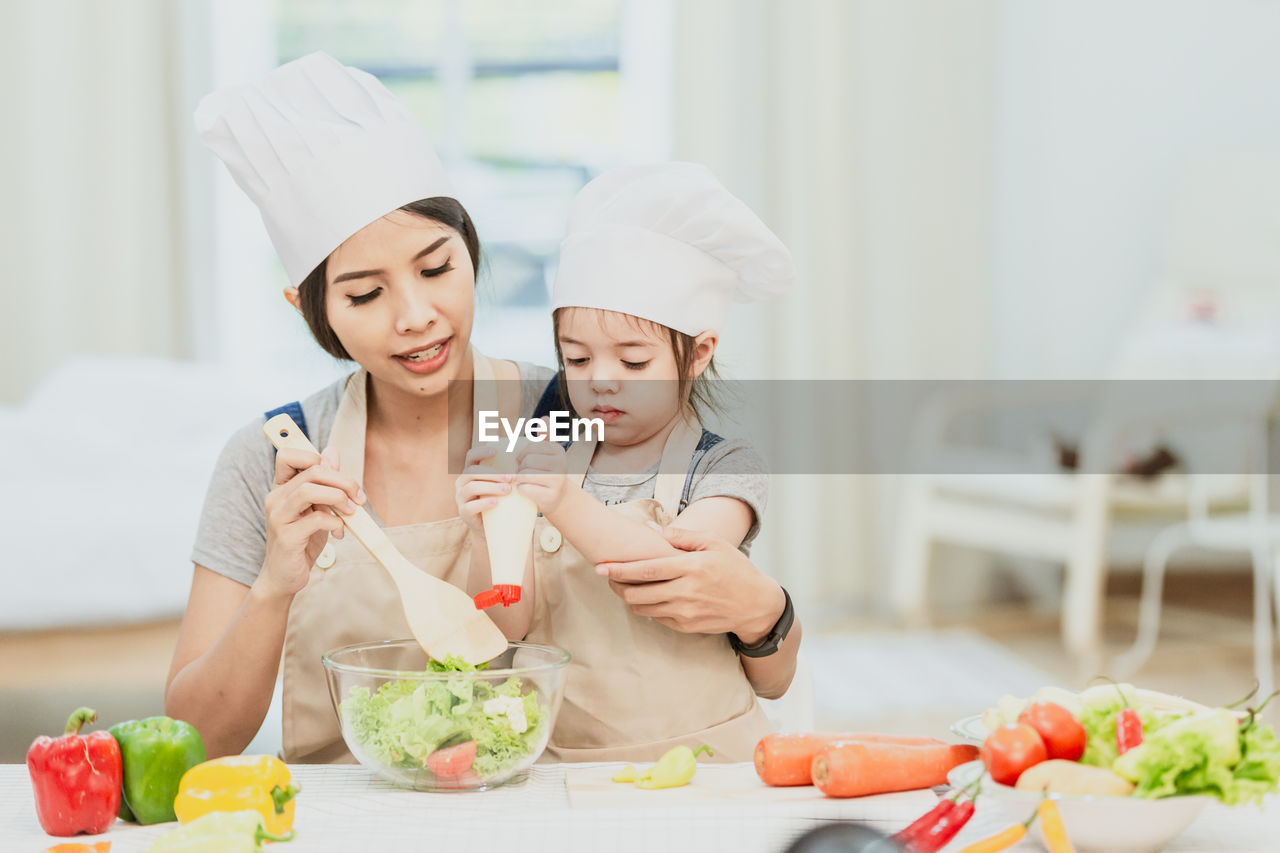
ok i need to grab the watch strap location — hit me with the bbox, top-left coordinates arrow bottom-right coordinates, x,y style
729,586 -> 794,658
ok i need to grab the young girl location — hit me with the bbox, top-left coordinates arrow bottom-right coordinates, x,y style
457,163 -> 803,762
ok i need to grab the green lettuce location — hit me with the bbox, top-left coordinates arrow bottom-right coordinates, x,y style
341,657 -> 544,778
1078,700 -> 1184,769
1225,717 -> 1280,805
1112,708 -> 1280,805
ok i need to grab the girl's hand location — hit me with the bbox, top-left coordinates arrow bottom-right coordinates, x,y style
259,446 -> 363,601
455,446 -> 514,536
515,437 -> 571,515
595,525 -> 785,639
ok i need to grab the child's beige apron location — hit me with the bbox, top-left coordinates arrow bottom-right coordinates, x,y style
526,416 -> 774,764
279,350 -> 521,763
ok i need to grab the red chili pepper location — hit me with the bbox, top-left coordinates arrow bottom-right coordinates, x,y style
893,798 -> 954,850
1116,707 -> 1143,755
893,797 -> 977,853
26,707 -> 122,836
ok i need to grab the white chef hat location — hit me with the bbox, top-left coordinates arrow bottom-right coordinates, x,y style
194,51 -> 453,286
552,162 -> 794,336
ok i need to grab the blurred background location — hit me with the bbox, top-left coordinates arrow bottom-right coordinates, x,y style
4,0 -> 1280,758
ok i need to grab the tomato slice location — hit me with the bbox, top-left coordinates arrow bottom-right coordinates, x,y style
426,739 -> 478,778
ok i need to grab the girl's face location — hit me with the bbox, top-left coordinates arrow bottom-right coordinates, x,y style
323,210 -> 475,398
557,308 -> 687,447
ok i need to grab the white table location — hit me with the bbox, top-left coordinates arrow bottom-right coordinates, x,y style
3,763 -> 1278,852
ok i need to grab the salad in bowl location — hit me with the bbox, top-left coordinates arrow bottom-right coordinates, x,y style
323,639 -> 569,791
950,683 -> 1280,852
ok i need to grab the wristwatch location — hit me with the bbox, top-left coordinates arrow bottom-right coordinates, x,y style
728,586 -> 794,658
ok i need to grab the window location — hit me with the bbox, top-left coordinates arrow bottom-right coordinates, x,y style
204,0 -> 670,377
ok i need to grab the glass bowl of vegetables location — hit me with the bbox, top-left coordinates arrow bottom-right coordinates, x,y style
322,639 -> 569,792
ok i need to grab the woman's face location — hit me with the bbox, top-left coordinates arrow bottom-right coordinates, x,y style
324,210 -> 475,397
557,308 -> 684,447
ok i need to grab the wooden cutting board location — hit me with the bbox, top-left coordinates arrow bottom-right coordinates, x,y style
564,762 -> 938,820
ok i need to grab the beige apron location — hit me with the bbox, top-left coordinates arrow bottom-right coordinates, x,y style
526,416 -> 774,764
280,349 -> 522,763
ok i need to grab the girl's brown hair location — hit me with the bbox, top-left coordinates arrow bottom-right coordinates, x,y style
551,307 -> 722,419
296,197 -> 481,360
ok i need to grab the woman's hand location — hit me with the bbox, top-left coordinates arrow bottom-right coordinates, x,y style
455,446 -> 514,537
259,446 -> 363,600
515,438 -> 571,515
595,526 -> 785,640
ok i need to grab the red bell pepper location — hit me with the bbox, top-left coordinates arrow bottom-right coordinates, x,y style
27,707 -> 122,836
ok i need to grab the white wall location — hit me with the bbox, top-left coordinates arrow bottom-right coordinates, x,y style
992,0 -> 1280,380
0,1 -> 189,404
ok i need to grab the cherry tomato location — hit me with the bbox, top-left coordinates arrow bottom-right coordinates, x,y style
1018,701 -> 1087,761
981,723 -> 1048,786
426,739 -> 477,778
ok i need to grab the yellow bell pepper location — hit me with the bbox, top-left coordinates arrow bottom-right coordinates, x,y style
173,755 -> 300,836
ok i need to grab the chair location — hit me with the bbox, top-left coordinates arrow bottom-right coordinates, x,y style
1114,465 -> 1280,697
889,391 -> 1253,670
891,152 -> 1280,670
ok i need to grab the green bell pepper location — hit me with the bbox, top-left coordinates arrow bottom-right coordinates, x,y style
109,715 -> 206,824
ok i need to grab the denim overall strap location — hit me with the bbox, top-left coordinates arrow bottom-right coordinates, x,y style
678,429 -> 725,513
531,378 -> 564,421
264,401 -> 309,447
532,378 -> 574,448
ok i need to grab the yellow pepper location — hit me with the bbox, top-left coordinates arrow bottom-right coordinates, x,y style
633,744 -> 711,789
955,801 -> 1043,853
173,754 -> 300,836
953,824 -> 1026,853
611,765 -> 637,783
1037,798 -> 1076,853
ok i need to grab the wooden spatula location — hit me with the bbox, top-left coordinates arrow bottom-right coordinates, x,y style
263,413 -> 508,665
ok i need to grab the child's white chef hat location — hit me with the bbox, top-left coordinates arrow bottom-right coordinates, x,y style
552,162 -> 794,336
195,51 -> 453,286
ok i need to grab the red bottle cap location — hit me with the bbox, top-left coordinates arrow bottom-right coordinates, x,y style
474,585 -> 522,609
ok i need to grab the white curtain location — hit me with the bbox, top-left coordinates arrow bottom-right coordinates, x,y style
0,0 -> 199,404
668,0 -> 1001,620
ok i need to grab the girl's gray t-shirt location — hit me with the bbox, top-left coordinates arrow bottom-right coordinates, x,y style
581,439 -> 768,554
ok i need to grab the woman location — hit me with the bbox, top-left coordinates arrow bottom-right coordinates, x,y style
165,52 -> 797,763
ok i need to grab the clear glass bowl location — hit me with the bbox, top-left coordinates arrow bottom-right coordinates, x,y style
322,639 -> 569,792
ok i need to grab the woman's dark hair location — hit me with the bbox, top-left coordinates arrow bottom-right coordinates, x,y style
297,197 -> 481,360
551,307 -> 723,420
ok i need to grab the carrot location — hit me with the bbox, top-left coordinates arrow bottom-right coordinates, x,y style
755,732 -> 946,787
810,740 -> 980,798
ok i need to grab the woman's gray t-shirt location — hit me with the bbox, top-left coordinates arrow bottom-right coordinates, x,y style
191,362 -> 555,587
